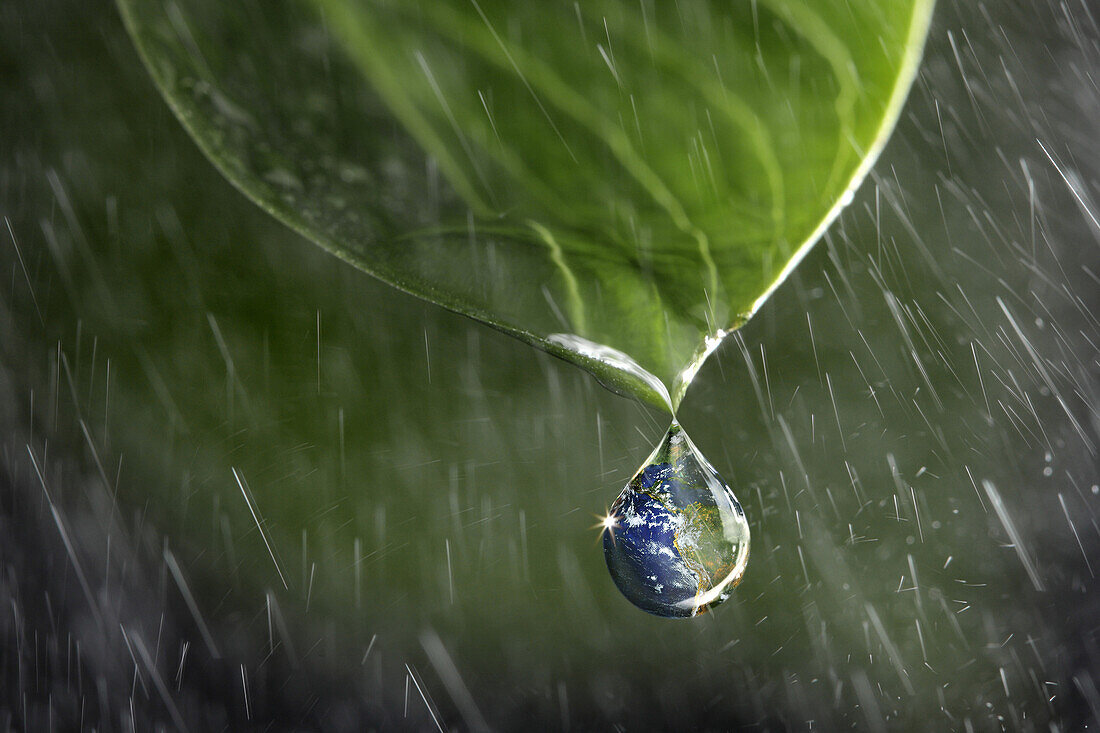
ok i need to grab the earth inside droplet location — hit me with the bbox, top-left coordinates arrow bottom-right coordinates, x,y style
603,421 -> 750,618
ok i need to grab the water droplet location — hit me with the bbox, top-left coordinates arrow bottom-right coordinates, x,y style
603,421 -> 750,618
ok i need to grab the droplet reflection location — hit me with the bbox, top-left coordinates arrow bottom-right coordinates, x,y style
603,422 -> 750,618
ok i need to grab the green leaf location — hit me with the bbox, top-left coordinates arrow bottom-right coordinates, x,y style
117,0 -> 935,411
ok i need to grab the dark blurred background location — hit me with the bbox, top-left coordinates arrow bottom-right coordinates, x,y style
1,0 -> 1098,729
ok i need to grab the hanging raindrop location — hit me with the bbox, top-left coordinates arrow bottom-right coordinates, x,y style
603,421 -> 750,618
